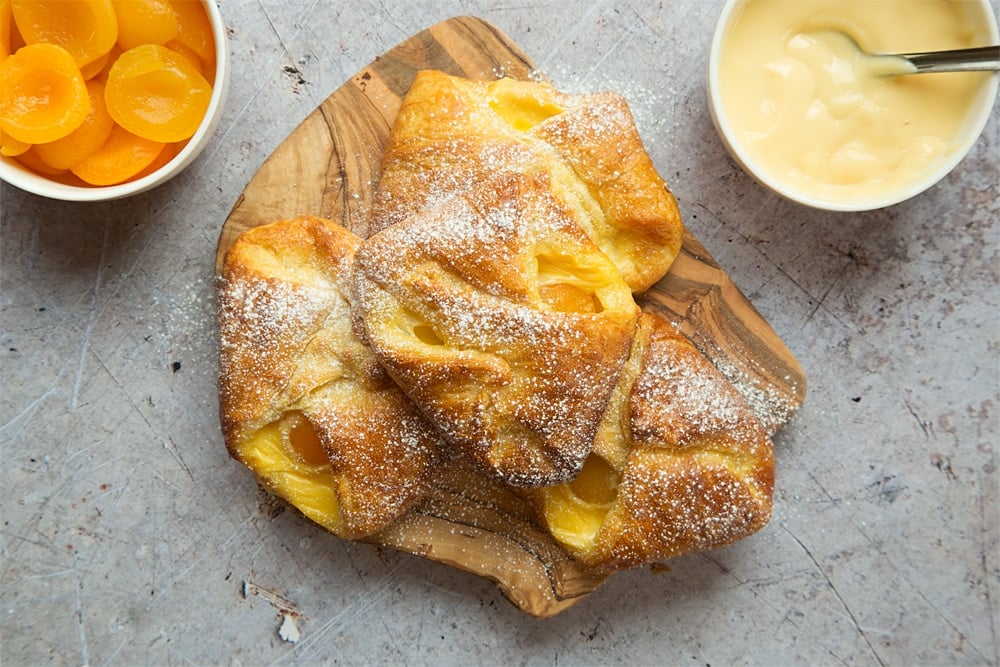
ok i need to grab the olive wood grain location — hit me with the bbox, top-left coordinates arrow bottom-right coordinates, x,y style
217,15 -> 806,617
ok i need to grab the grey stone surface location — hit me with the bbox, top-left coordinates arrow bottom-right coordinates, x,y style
1,1 -> 997,665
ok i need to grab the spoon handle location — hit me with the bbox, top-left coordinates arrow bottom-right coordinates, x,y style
900,45 -> 1000,73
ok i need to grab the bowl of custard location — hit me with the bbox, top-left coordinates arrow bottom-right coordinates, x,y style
708,0 -> 999,211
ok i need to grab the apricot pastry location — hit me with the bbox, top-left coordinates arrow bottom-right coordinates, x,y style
370,69 -> 684,294
217,216 -> 443,539
352,172 -> 641,487
525,312 -> 774,571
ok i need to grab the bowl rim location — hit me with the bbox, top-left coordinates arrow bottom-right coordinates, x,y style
0,0 -> 230,202
707,0 -> 1000,212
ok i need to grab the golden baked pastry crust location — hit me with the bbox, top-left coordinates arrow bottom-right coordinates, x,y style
353,172 -> 641,487
217,215 -> 442,539
527,312 -> 774,571
216,72 -> 775,579
370,70 -> 684,293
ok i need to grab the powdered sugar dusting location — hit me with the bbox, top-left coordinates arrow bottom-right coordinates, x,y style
217,273 -> 334,431
216,219 -> 446,538
216,66 -> 786,586
219,277 -> 329,356
539,64 -> 674,142
639,349 -> 747,436
629,319 -> 774,461
354,170 -> 638,486
710,355 -> 801,436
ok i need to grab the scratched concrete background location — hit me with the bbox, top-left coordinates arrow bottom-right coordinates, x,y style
2,1 -> 998,665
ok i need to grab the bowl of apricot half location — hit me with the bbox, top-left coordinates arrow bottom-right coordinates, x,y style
0,0 -> 229,201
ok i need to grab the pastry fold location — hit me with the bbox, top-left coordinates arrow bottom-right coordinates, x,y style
353,172 -> 641,487
217,215 -> 442,539
370,70 -> 684,293
216,71 -> 775,575
524,312 -> 774,571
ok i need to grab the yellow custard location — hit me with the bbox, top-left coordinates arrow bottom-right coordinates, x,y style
715,0 -> 996,207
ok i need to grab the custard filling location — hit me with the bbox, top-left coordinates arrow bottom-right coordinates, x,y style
236,411 -> 342,530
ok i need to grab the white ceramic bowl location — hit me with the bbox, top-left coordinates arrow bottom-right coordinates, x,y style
0,1 -> 230,202
707,0 -> 999,212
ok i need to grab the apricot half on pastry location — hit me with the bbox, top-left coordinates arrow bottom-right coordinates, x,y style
353,173 -> 640,487
218,216 -> 442,539
528,313 -> 775,571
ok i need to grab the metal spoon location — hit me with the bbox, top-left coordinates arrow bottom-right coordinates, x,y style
825,31 -> 1000,75
885,45 -> 1000,74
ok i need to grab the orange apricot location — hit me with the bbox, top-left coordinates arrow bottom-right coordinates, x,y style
15,146 -> 68,176
131,139 -> 182,179
1,0 -> 11,59
105,44 -> 211,143
34,80 -> 115,170
70,123 -> 165,185
0,43 -> 91,144
164,39 -> 209,80
11,0 -> 117,68
80,48 -> 110,80
0,129 -> 30,157
3,0 -> 25,57
81,44 -> 123,81
172,0 -> 214,73
8,17 -> 23,54
8,12 -> 23,51
113,0 -> 178,51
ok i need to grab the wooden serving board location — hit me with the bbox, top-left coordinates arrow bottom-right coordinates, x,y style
217,16 -> 806,618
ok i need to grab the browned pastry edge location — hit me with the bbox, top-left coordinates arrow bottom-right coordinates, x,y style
217,216 -> 442,539
370,70 -> 684,293
524,312 -> 775,572
216,69 -> 773,573
218,217 -> 774,571
352,172 -> 640,487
